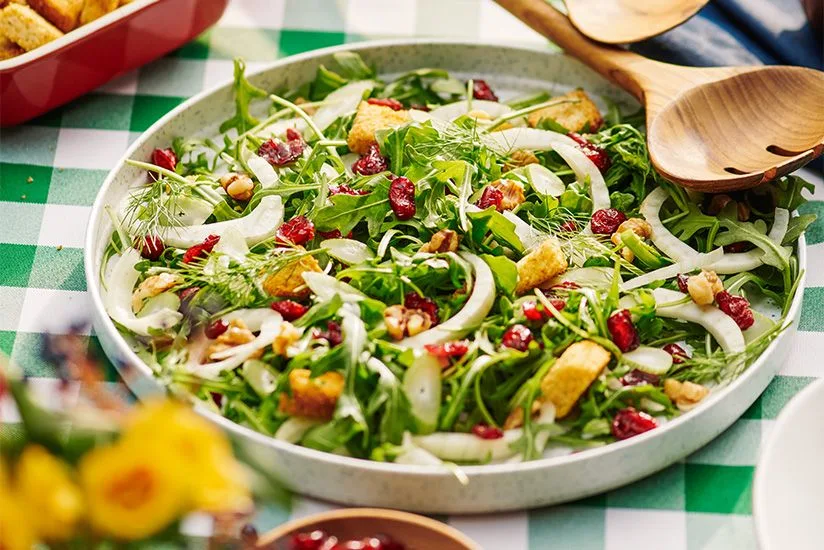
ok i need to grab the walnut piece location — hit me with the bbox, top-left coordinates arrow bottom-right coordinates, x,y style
131,273 -> 182,313
420,229 -> 460,254
686,270 -> 724,306
383,305 -> 432,340
493,179 -> 526,210
664,378 -> 709,411
219,172 -> 254,201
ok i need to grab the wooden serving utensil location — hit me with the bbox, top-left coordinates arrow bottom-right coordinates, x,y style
565,0 -> 709,44
497,0 -> 824,192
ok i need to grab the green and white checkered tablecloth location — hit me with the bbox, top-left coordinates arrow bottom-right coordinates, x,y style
2,1 -> 824,547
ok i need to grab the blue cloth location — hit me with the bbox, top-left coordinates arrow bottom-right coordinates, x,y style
630,0 -> 823,70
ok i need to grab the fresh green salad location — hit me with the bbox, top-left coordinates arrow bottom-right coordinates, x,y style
103,53 -> 814,465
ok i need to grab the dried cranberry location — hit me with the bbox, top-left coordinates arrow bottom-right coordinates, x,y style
278,216 -> 316,246
611,407 -> 657,440
409,103 -> 430,112
523,301 -> 547,322
139,235 -> 165,260
182,234 -> 220,264
663,343 -> 689,364
205,319 -> 228,339
152,147 -> 177,172
567,132 -> 611,173
723,241 -> 751,253
319,229 -> 343,239
476,185 -> 503,211
472,423 -> 504,439
424,340 -> 469,359
271,300 -> 308,321
502,324 -> 533,351
388,176 -> 416,220
559,220 -> 578,232
291,530 -> 329,550
211,392 -> 224,408
550,281 -> 581,291
367,97 -> 404,111
715,291 -> 755,330
676,273 -> 690,293
286,128 -> 302,142
405,292 -> 439,324
590,208 -> 627,235
329,183 -> 368,196
608,309 -> 640,352
240,524 -> 258,545
314,321 -> 343,347
472,79 -> 499,101
620,369 -> 660,387
258,137 -> 305,167
179,286 -> 200,303
352,143 -> 389,176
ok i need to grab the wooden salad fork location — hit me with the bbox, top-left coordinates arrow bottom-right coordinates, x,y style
497,0 -> 824,192
565,0 -> 709,44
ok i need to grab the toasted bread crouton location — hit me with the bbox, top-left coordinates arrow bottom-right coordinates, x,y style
0,31 -> 23,59
78,0 -> 116,24
0,3 -> 62,50
0,1 -> 27,9
541,340 -> 611,418
515,236 -> 567,295
279,369 -> 345,419
261,254 -> 322,299
347,101 -> 410,155
28,0 -> 81,31
527,89 -> 603,133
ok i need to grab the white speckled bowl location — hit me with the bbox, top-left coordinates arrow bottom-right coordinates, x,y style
84,40 -> 805,514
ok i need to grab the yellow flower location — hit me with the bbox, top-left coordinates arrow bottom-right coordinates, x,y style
16,445 -> 84,541
79,439 -> 187,540
122,399 -> 252,513
0,458 -> 35,550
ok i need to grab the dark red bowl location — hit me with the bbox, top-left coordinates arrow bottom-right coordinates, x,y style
0,0 -> 228,126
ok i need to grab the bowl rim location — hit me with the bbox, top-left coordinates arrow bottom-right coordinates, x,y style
84,37 -> 808,480
254,507 -> 481,549
0,0 -> 157,72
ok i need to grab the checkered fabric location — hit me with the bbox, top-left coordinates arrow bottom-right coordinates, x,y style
1,1 -> 823,548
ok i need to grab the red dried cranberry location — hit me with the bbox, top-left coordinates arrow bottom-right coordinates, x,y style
611,407 -> 657,440
409,103 -> 430,112
559,220 -> 578,232
523,301 -> 547,322
290,530 -> 329,550
424,340 -> 469,359
715,291 -> 755,330
663,343 -> 689,364
723,241 -> 751,253
620,369 -> 661,387
567,132 -> 611,173
286,128 -> 302,142
367,97 -> 404,111
388,176 -> 416,220
476,185 -> 503,211
314,321 -> 343,347
591,208 -> 627,235
472,423 -> 504,440
139,235 -> 165,260
550,281 -> 580,290
205,319 -> 228,339
179,286 -> 200,303
278,216 -> 316,246
211,391 -> 224,408
182,234 -> 220,264
472,79 -> 499,101
352,143 -> 389,176
608,309 -> 640,352
258,137 -> 305,167
240,524 -> 258,545
152,147 -> 177,172
405,292 -> 439,324
271,300 -> 308,321
319,229 -> 343,239
329,183 -> 368,196
502,324 -> 533,351
676,273 -> 690,293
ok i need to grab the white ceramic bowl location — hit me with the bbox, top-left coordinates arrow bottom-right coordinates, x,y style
753,378 -> 824,550
84,39 -> 806,514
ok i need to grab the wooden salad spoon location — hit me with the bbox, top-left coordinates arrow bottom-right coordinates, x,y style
565,0 -> 709,44
497,0 -> 824,192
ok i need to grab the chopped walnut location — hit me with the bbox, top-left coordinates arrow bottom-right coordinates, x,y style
664,378 -> 709,411
272,321 -> 301,356
503,400 -> 543,430
686,270 -> 724,306
219,172 -> 254,201
420,229 -> 460,253
205,319 -> 259,362
383,305 -> 432,340
504,150 -> 539,171
131,273 -> 182,313
493,179 -> 526,211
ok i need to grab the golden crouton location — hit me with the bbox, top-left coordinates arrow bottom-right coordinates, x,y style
28,0 -> 82,31
541,340 -> 611,418
279,369 -> 345,420
527,89 -> 603,133
0,31 -> 23,59
347,101 -> 410,155
78,0 -> 117,25
515,236 -> 567,295
0,3 -> 62,51
261,254 -> 322,299
0,1 -> 27,9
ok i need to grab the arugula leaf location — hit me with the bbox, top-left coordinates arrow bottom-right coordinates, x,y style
332,51 -> 375,80
536,117 -> 570,134
467,208 -> 525,253
670,202 -> 719,241
296,294 -> 343,328
559,184 -> 593,214
481,254 -> 518,295
609,191 -> 635,211
219,58 -> 268,134
313,176 -> 391,235
783,214 -> 816,245
775,175 -> 815,211
714,209 -> 791,269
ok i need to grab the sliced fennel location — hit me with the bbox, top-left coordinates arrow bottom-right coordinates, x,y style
212,226 -> 250,262
651,288 -> 745,353
311,80 -> 376,134
321,238 -> 375,265
521,163 -> 565,197
546,267 -> 617,289
302,272 -> 367,303
275,417 -> 322,443
622,346 -> 673,375
403,352 -> 443,434
552,142 -> 611,220
242,359 -> 277,397
620,248 -> 725,292
246,153 -> 280,188
481,127 -> 577,154
429,99 -> 513,121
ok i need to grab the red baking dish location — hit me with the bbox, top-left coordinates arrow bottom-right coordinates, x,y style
0,0 -> 228,126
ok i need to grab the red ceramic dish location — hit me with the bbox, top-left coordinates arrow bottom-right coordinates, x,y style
0,0 -> 228,126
